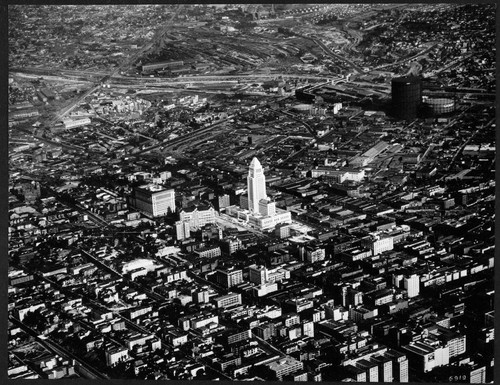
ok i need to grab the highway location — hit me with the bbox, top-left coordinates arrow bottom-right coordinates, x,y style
216,213 -> 271,239
40,275 -> 130,349
374,43 -> 439,71
15,126 -> 86,152
47,84 -> 101,127
446,117 -> 495,172
11,67 -> 109,78
43,185 -> 111,228
134,94 -> 292,156
342,22 -> 364,54
10,66 -> 339,162
251,332 -> 288,358
75,256 -> 234,381
14,67 -> 343,85
10,70 -> 95,85
35,183 -> 177,304
22,12 -> 171,133
37,274 -> 188,378
9,316 -> 110,380
312,38 -> 363,73
33,135 -> 86,152
275,108 -> 317,138
93,114 -> 156,142
78,247 -> 171,303
11,62 -> 341,157
78,248 -> 123,278
187,270 -> 226,293
133,118 -> 230,156
423,53 -> 473,78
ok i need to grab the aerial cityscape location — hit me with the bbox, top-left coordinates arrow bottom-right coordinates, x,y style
7,3 -> 496,383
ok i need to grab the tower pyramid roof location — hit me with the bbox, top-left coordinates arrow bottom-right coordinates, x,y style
249,157 -> 261,169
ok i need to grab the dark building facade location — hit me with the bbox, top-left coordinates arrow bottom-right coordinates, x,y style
391,77 -> 422,120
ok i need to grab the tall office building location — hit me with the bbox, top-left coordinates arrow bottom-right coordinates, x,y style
403,274 -> 420,298
391,76 -> 421,120
386,350 -> 409,382
248,264 -> 268,285
342,344 -> 409,382
175,220 -> 190,241
130,184 -> 175,218
216,267 -> 243,288
393,273 -> 420,299
218,194 -> 231,210
192,288 -> 209,304
247,157 -> 267,213
225,157 -> 292,230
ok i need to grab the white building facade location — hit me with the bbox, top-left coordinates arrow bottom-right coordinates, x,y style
247,157 -> 267,214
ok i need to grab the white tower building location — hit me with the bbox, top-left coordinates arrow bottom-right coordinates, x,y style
404,274 -> 420,298
247,157 -> 267,214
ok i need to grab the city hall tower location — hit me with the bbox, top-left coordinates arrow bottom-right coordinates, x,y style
247,157 -> 267,213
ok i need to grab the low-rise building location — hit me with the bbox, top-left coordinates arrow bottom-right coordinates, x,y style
402,339 -> 450,373
105,347 -> 130,367
213,292 -> 242,309
179,205 -> 217,230
266,357 -> 304,381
